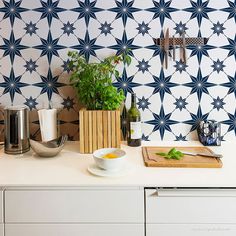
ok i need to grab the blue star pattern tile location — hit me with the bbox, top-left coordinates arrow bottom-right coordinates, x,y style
34,69 -> 65,101
61,22 -> 75,36
24,59 -> 38,74
0,69 -> 28,103
222,73 -> 236,97
211,21 -> 225,36
175,134 -> 187,141
24,21 -> 38,36
147,68 -> 177,102
211,97 -> 225,111
137,96 -> 151,111
0,31 -> 28,64
0,0 -> 27,26
174,60 -> 188,73
109,31 -> 140,57
184,69 -> 215,102
136,59 -> 150,73
174,96 -> 188,111
222,0 -> 236,23
99,22 -> 113,36
24,96 -> 38,110
211,59 -> 225,73
72,0 -> 103,27
146,106 -> 178,140
174,21 -> 188,35
222,110 -> 236,135
0,0 -> 236,141
109,0 -> 139,27
146,42 -> 163,58
113,69 -> 141,96
184,0 -> 214,27
147,0 -> 177,26
187,41 -> 216,64
34,31 -> 66,64
221,35 -> 236,60
62,97 -> 75,111
71,31 -> 103,62
184,106 -> 209,132
61,59 -> 72,74
136,22 -> 150,36
34,0 -> 65,27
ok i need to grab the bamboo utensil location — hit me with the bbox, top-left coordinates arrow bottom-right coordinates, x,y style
164,28 -> 169,69
182,32 -> 187,64
172,35 -> 176,61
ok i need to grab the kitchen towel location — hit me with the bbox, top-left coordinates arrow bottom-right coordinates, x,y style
38,109 -> 57,142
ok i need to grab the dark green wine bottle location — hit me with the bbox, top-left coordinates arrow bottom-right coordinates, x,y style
127,93 -> 141,147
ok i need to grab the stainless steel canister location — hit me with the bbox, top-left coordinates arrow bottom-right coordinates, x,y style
4,106 -> 30,154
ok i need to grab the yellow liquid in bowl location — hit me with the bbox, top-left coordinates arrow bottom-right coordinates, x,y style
102,153 -> 118,159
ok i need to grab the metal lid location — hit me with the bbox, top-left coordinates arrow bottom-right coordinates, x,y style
4,105 -> 28,111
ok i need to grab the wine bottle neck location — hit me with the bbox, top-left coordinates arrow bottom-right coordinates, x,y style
131,93 -> 136,108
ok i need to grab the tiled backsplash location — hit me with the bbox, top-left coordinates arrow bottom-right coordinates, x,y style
0,0 -> 235,141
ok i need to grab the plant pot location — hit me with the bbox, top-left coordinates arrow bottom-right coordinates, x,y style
79,109 -> 121,153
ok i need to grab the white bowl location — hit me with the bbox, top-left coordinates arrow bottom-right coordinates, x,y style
93,148 -> 126,172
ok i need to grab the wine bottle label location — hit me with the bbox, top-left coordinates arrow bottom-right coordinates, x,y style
130,122 -> 142,139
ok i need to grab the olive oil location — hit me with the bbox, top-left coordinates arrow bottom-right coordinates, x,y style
127,93 -> 141,147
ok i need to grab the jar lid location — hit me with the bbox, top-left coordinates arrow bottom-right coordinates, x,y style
4,105 -> 28,111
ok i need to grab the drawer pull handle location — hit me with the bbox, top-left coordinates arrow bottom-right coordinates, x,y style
153,188 -> 236,197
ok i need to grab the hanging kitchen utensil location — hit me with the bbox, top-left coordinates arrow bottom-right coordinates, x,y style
164,28 -> 169,69
179,35 -> 183,62
182,32 -> 187,64
172,35 -> 176,61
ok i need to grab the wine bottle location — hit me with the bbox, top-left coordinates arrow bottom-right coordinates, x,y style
127,93 -> 142,147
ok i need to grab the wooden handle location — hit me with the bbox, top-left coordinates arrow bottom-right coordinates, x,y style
172,35 -> 176,61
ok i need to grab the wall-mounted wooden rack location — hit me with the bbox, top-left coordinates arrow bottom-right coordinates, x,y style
153,37 -> 208,47
153,29 -> 209,68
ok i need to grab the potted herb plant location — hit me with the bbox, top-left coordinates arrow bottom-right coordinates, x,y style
68,51 -> 131,153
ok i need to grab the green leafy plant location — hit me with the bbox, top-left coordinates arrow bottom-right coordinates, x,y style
156,148 -> 184,160
68,51 -> 131,110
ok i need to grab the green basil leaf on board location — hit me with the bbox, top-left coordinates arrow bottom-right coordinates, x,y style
156,148 -> 184,160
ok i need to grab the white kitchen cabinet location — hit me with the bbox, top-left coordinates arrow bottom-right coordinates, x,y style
146,188 -> 236,224
5,224 -> 143,236
147,224 -> 236,236
0,224 -> 3,236
0,191 -> 2,223
146,188 -> 236,236
5,189 -> 143,223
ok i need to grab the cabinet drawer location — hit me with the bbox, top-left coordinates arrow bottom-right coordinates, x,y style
5,189 -> 143,223
0,191 -> 2,223
0,224 -> 3,236
147,224 -> 236,236
146,189 -> 236,224
5,224 -> 144,236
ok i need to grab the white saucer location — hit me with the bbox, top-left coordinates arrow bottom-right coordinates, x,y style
88,163 -> 133,177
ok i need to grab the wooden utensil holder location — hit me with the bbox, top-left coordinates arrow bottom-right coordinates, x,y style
79,109 -> 121,153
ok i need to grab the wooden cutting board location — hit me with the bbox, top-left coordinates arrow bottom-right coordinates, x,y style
142,146 -> 222,168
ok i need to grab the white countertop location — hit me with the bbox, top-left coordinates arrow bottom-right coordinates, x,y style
0,141 -> 235,188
